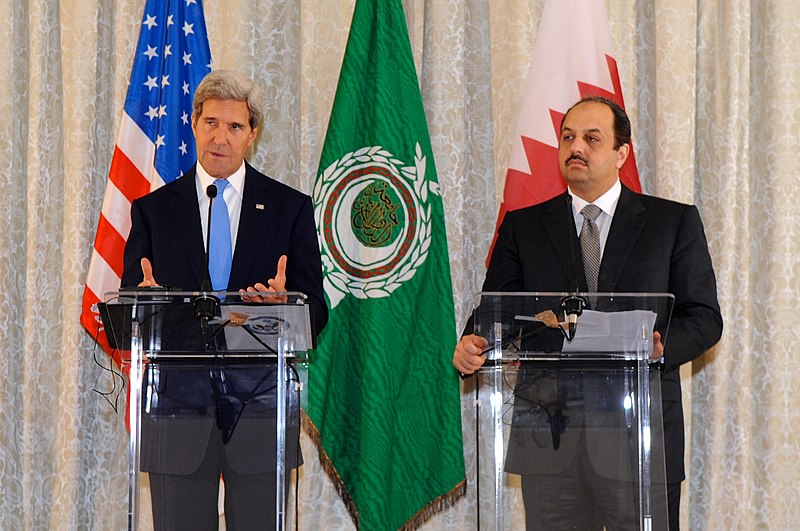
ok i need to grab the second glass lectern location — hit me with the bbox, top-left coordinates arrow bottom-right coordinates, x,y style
471,292 -> 673,531
100,289 -> 314,531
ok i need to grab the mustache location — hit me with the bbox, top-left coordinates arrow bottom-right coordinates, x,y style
566,154 -> 587,165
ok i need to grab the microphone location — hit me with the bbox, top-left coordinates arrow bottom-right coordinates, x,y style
561,194 -> 585,341
194,184 -> 221,335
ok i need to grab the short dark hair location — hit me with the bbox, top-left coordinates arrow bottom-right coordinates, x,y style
561,95 -> 631,150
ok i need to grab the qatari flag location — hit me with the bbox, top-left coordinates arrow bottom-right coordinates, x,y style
488,0 -> 640,264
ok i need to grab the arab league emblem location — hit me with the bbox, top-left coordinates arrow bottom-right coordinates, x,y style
314,144 -> 439,308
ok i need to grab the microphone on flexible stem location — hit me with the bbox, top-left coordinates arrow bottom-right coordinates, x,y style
561,194 -> 585,341
194,184 -> 221,336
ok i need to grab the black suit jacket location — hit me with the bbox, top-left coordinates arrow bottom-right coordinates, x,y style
473,185 -> 722,482
121,163 -> 328,475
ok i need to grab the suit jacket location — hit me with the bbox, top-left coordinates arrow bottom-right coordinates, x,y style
121,163 -> 328,475
471,185 -> 722,483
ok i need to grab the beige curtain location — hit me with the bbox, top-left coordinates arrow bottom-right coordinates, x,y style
1,0 -> 798,528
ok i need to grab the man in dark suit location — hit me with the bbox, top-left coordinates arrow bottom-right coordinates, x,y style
121,70 -> 327,530
454,96 -> 722,530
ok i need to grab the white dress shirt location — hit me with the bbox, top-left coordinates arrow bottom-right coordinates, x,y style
195,161 -> 246,254
568,179 -> 622,262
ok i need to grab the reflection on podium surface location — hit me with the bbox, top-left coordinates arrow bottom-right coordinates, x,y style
471,292 -> 672,530
100,290 -> 313,530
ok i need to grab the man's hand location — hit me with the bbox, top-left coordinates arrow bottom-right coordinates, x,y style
240,255 -> 288,303
138,258 -> 159,287
652,330 -> 664,360
453,334 -> 490,375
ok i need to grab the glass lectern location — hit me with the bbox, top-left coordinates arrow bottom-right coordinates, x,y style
471,292 -> 673,531
100,289 -> 314,531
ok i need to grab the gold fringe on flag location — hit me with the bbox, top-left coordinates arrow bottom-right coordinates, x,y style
302,412 -> 360,527
398,479 -> 466,530
302,412 -> 466,530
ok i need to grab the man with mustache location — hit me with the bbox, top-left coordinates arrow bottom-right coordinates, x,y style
454,96 -> 722,530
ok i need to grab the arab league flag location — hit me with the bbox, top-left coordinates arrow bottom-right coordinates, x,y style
306,0 -> 465,529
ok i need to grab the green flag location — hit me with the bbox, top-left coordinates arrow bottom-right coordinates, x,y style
306,0 -> 465,528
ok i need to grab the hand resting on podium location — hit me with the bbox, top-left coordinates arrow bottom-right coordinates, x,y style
452,330 -> 664,376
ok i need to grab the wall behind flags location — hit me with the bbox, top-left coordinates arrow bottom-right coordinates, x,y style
0,0 -> 797,529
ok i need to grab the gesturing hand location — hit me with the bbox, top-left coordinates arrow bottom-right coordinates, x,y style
240,255 -> 288,303
138,258 -> 159,287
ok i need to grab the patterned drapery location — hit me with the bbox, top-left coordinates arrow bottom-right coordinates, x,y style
1,1 -> 797,528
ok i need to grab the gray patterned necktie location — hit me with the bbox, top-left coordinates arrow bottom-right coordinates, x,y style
579,204 -> 602,296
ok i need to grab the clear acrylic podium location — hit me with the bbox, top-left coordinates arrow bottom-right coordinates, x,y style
471,292 -> 674,530
100,289 -> 314,531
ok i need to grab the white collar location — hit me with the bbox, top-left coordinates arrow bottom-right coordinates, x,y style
196,161 -> 246,196
568,179 -> 622,218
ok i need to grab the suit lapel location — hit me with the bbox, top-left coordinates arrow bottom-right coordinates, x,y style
168,167 -> 207,288
229,164 -> 272,289
542,193 -> 586,291
600,186 -> 646,290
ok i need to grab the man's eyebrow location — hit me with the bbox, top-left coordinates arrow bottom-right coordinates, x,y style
562,126 -> 603,135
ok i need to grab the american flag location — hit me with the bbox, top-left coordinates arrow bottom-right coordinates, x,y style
81,0 -> 211,360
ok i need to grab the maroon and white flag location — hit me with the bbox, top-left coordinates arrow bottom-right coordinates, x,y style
488,0 -> 641,264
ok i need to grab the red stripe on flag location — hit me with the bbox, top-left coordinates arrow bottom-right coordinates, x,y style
108,147 -> 151,203
487,117 -> 566,264
94,214 -> 127,278
80,285 -> 123,368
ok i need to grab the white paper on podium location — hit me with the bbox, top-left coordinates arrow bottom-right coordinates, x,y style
559,309 -> 657,353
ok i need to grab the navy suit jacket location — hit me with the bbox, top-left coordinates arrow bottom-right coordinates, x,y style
121,163 -> 328,475
122,163 -> 327,329
472,185 -> 722,483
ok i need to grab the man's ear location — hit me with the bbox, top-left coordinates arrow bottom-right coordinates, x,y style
616,143 -> 630,169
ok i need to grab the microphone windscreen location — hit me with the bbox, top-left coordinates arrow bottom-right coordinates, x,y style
206,184 -> 217,199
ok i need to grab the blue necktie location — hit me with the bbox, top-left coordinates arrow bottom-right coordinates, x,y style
208,179 -> 232,292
